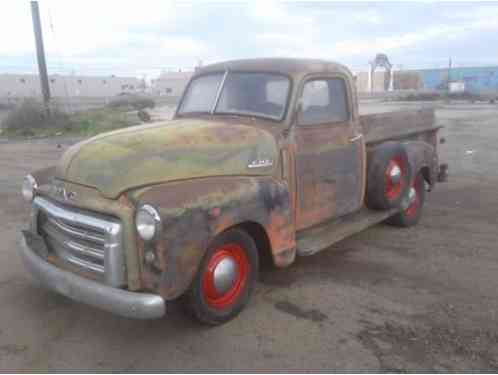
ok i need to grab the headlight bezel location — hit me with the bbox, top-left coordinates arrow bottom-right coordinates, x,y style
22,174 -> 38,202
135,204 -> 161,241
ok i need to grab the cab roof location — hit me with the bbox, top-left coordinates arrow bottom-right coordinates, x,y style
194,58 -> 353,79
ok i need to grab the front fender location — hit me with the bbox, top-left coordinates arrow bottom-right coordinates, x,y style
31,166 -> 56,187
130,176 -> 295,300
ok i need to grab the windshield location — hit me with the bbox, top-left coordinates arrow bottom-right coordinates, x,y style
179,72 -> 290,120
178,73 -> 224,114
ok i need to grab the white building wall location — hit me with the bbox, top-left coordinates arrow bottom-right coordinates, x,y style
0,74 -> 143,99
151,71 -> 193,97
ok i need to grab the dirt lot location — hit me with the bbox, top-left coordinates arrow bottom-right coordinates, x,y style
1,101 -> 497,371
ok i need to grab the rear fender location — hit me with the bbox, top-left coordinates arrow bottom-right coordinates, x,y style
402,141 -> 438,188
131,176 -> 295,300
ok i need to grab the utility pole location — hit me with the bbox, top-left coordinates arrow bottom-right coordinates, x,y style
30,1 -> 51,111
447,57 -> 452,93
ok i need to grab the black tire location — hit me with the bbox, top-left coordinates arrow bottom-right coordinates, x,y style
387,172 -> 426,227
183,228 -> 259,325
366,143 -> 411,210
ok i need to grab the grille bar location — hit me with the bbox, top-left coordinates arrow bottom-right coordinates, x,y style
45,236 -> 105,274
42,220 -> 105,262
32,196 -> 126,287
47,216 -> 105,245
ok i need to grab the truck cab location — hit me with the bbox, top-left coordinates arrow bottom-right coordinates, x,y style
19,58 -> 444,324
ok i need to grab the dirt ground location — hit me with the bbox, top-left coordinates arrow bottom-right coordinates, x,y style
0,101 -> 497,371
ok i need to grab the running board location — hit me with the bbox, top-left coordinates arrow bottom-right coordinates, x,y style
296,208 -> 398,256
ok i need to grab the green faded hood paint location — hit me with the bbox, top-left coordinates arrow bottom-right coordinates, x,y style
55,119 -> 278,199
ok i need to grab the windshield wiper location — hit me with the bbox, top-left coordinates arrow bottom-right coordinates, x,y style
215,111 -> 280,121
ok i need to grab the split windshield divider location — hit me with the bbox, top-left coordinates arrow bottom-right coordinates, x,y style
211,69 -> 229,114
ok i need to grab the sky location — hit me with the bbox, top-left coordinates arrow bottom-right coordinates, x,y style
1,1 -> 498,79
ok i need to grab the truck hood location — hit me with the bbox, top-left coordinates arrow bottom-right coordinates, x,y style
55,119 -> 278,199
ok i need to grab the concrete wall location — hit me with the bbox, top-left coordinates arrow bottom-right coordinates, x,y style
355,71 -> 390,93
0,74 -> 143,100
393,71 -> 423,90
151,71 -> 193,97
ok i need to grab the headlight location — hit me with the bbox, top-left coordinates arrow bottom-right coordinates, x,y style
135,205 -> 161,241
22,175 -> 38,202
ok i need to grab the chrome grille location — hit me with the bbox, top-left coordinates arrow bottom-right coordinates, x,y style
32,197 -> 126,287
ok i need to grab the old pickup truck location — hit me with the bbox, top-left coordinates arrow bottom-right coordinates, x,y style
19,58 -> 446,324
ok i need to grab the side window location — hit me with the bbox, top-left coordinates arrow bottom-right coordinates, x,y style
298,78 -> 349,126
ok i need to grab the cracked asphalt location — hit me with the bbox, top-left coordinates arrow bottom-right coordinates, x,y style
1,101 -> 497,371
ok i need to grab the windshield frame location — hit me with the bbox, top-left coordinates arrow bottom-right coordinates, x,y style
176,70 -> 293,122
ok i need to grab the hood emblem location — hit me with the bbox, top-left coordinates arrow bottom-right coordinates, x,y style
248,159 -> 273,169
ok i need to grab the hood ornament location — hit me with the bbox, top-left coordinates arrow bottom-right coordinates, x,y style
52,181 -> 76,201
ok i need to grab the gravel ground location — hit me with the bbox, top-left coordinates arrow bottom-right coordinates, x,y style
0,101 -> 497,371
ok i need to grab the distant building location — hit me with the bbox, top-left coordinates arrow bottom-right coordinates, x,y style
416,66 -> 498,94
151,71 -> 193,97
355,66 -> 498,94
0,73 -> 143,100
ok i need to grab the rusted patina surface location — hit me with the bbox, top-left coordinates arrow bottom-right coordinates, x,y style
128,176 -> 295,300
403,141 -> 439,187
55,119 -> 278,199
293,124 -> 364,230
194,58 -> 354,86
360,108 -> 437,144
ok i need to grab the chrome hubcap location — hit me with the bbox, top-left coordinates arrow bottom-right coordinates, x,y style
213,257 -> 239,295
401,187 -> 417,210
389,164 -> 402,185
407,187 -> 417,205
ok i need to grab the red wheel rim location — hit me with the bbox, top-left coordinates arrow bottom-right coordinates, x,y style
385,157 -> 405,200
202,243 -> 249,310
405,175 -> 422,217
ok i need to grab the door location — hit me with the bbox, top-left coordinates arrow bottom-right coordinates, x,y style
294,76 -> 364,230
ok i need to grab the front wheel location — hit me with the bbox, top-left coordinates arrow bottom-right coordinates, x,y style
183,228 -> 259,325
387,172 -> 426,227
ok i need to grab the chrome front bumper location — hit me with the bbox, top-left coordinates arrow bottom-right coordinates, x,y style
20,230 -> 165,319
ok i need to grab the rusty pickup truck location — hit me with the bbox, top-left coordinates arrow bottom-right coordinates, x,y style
19,58 -> 447,324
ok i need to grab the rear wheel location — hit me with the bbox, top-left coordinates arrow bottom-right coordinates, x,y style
366,144 -> 411,210
387,172 -> 426,227
183,228 -> 259,325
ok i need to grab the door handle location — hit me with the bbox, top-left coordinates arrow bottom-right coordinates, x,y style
349,134 -> 363,143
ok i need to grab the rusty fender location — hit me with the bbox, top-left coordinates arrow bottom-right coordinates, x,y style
402,141 -> 439,188
367,140 -> 438,188
129,176 -> 296,300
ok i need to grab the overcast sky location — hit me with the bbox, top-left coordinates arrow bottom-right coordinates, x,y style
1,1 -> 498,78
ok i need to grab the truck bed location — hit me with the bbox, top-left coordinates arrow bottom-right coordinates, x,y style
360,107 -> 440,145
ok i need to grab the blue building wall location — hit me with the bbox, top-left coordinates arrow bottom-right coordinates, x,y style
417,66 -> 498,93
